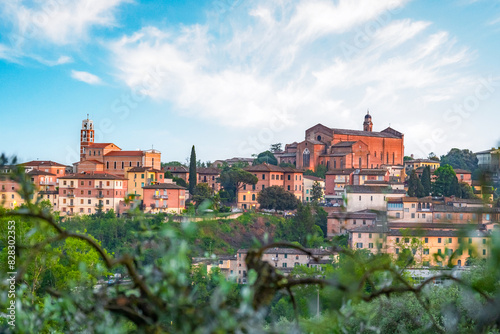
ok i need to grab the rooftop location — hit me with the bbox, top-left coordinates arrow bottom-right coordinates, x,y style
143,183 -> 186,190
59,172 -> 127,180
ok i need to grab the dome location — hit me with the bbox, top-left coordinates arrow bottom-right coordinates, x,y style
365,112 -> 371,120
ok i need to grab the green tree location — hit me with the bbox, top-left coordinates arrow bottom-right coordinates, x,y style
257,185 -> 299,211
192,183 -> 213,208
421,166 -> 432,196
311,181 -> 323,203
440,148 -> 478,173
270,143 -> 282,153
218,167 -> 258,203
253,150 -> 278,165
433,164 -> 461,197
304,164 -> 327,179
459,182 -> 476,199
404,156 -> 413,161
407,170 -> 425,197
189,145 -> 197,195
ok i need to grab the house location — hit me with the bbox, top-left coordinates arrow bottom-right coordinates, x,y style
235,248 -> 334,284
142,183 -> 187,214
343,185 -> 406,212
237,163 -> 304,209
303,175 -> 325,202
58,172 -> 128,216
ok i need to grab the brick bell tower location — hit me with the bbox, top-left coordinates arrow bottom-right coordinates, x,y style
363,110 -> 373,132
80,115 -> 94,161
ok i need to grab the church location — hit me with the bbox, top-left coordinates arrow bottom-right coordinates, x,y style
74,116 -> 161,175
277,113 -> 405,171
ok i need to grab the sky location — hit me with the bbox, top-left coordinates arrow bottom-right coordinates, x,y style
0,0 -> 499,166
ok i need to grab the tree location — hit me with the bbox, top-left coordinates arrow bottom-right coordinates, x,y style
310,181 -> 323,203
257,186 -> 299,211
428,152 -> 440,161
270,143 -> 282,153
218,167 -> 258,203
421,166 -> 431,196
404,156 -> 414,161
192,183 -> 213,208
304,164 -> 327,179
433,164 -> 460,197
407,170 -> 425,197
440,148 -> 478,173
189,145 -> 197,195
459,182 -> 476,199
253,150 -> 278,165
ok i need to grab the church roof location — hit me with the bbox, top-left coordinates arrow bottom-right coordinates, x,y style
331,128 -> 401,139
331,141 -> 357,147
105,150 -> 144,157
88,143 -> 118,149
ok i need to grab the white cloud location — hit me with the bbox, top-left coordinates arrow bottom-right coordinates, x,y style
108,0 -> 479,156
0,0 -> 127,45
71,70 -> 103,85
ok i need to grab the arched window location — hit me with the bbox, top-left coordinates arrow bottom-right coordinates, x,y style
303,148 -> 310,168
317,135 -> 322,141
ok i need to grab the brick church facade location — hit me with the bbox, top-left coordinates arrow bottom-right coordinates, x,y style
277,113 -> 404,171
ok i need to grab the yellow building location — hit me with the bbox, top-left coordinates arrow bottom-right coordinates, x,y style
350,223 -> 489,267
404,159 -> 440,178
125,166 -> 165,199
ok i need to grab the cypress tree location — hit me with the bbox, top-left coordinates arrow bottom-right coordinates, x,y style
421,166 -> 431,196
189,145 -> 197,195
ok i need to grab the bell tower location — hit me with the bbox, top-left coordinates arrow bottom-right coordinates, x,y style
363,111 -> 373,132
80,115 -> 94,160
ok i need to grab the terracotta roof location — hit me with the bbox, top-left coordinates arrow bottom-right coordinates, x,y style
164,166 -> 189,172
405,159 -> 440,164
244,163 -> 285,172
26,170 -> 56,176
346,185 -> 406,194
328,210 -> 377,219
325,169 -> 355,175
454,169 -> 471,174
143,183 -> 186,190
80,159 -> 104,165
281,166 -> 303,173
331,128 -> 402,139
88,143 -> 118,148
105,150 -> 144,157
21,160 -> 66,167
357,169 -> 388,175
237,248 -> 334,256
197,167 -> 221,174
59,172 -> 126,180
331,141 -> 357,147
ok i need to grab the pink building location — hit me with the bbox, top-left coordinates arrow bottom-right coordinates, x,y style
58,172 -> 128,216
142,183 -> 187,214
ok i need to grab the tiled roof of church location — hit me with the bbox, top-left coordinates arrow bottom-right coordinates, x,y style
331,128 -> 401,139
331,141 -> 357,147
105,150 -> 144,156
88,143 -> 117,148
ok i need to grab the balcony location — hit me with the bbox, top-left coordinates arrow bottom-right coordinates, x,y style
68,203 -> 75,207
95,184 -> 104,189
67,184 -> 75,189
153,194 -> 169,200
67,193 -> 75,198
96,194 -> 104,198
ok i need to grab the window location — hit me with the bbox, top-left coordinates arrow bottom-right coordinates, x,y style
282,263 -> 287,268
114,162 -> 117,169
262,185 -> 265,190
358,233 -> 361,238
369,233 -> 372,238
243,195 -> 246,201
262,174 -> 265,180
252,194 -> 255,201
483,249 -> 486,256
379,234 -> 383,238
425,238 -> 428,243
363,220 -> 366,225
88,190 -> 92,195
411,213 -> 415,218
284,254 -> 287,258
423,249 -> 429,255
88,199 -> 91,204
395,248 -> 399,254
438,238 -> 441,243
404,238 -> 409,243
448,238 -> 452,243
303,148 -> 310,167
469,238 -> 472,244
396,237 -> 399,243
483,239 -> 486,244
368,243 -> 373,249
356,243 -> 363,249
438,249 -> 442,254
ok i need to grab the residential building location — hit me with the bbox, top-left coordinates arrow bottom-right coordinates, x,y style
126,166 -> 166,199
350,223 -> 490,267
235,248 -> 333,284
343,185 -> 406,212
404,158 -> 440,175
454,168 -> 472,186
163,165 -> 189,181
327,210 -> 378,236
237,163 -> 303,209
197,167 -> 221,191
58,172 -> 128,216
142,183 -> 186,214
303,175 -> 325,202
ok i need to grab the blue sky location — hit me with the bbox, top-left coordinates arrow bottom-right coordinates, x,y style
0,0 -> 499,165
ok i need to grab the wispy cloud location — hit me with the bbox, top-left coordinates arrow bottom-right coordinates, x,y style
0,0 -> 127,45
108,0 -> 473,135
71,70 -> 103,85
